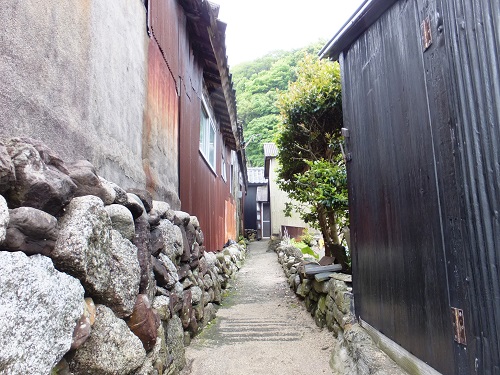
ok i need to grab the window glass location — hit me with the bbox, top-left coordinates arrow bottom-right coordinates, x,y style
199,100 -> 216,170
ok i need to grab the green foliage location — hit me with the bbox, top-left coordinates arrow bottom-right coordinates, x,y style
232,41 -> 326,166
290,239 -> 319,260
276,53 -> 350,271
300,228 -> 314,246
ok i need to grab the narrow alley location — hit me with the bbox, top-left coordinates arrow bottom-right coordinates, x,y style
181,240 -> 335,374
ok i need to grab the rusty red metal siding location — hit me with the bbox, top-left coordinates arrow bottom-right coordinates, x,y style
144,42 -> 179,198
148,0 -> 238,251
150,0 -> 180,90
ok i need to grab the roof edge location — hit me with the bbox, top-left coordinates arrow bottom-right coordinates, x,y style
319,0 -> 398,61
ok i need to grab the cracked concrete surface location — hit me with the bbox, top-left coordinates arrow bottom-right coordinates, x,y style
181,240 -> 336,375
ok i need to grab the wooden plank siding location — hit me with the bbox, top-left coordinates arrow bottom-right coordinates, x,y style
321,0 -> 500,373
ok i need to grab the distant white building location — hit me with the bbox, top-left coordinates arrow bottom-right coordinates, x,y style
263,143 -> 315,239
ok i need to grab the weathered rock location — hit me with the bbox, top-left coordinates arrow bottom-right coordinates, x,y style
133,214 -> 152,294
196,229 -> 205,245
150,219 -> 183,261
180,226 -> 191,262
71,314 -> 92,350
97,230 -> 140,318
190,286 -> 203,305
127,188 -> 153,213
98,176 -> 117,204
2,206 -> 58,255
177,263 -> 190,280
19,137 -> 69,174
67,305 -> 146,375
0,195 -> 9,243
5,138 -> 77,216
198,255 -> 208,275
202,303 -> 217,327
152,296 -> 171,321
105,204 -> 135,241
165,316 -> 185,372
0,252 -> 84,375
180,289 -> 193,329
84,298 -> 96,326
127,294 -> 160,351
126,193 -> 145,219
66,160 -> 112,204
185,222 -> 197,249
0,141 -> 15,194
148,209 -> 161,227
173,210 -> 191,226
53,196 -> 112,296
108,180 -> 128,205
154,253 -> 179,288
152,200 -> 175,222
134,324 -> 168,375
189,216 -> 200,228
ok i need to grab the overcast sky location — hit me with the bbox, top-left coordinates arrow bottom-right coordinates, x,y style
213,0 -> 365,66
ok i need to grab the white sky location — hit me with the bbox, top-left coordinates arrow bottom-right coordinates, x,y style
213,0 -> 365,66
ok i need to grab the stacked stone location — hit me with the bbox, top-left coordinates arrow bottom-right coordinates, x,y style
275,243 -> 355,335
0,138 -> 246,375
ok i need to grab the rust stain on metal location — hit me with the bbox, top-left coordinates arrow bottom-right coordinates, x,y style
451,307 -> 467,345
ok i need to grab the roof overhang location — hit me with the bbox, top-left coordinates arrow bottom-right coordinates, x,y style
319,0 -> 398,61
179,0 -> 247,188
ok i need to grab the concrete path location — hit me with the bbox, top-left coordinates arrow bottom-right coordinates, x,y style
181,240 -> 335,375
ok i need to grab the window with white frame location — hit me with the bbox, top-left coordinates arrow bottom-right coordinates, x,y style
199,100 -> 216,170
221,148 -> 227,181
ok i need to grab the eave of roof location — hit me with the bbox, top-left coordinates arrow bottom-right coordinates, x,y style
319,0 -> 398,61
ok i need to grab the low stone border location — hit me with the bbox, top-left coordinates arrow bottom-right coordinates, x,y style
274,241 -> 408,375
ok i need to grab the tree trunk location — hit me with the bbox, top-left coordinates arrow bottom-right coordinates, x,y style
318,205 -> 351,273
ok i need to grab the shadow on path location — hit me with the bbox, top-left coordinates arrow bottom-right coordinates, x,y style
181,240 -> 335,375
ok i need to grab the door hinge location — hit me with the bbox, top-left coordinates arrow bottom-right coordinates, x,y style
451,307 -> 467,345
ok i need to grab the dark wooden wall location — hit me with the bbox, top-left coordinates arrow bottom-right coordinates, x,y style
341,0 -> 500,373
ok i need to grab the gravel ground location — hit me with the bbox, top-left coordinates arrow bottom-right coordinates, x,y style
181,239 -> 336,375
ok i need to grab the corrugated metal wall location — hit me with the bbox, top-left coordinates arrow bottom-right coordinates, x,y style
442,0 -> 500,372
149,0 -> 237,251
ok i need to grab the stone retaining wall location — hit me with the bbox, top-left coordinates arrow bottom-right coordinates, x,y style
274,242 -> 408,375
0,137 -> 245,375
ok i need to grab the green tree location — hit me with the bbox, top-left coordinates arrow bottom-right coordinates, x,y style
277,54 -> 350,272
232,41 -> 326,166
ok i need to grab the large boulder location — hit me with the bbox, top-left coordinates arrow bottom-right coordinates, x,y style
152,254 -> 179,289
67,160 -> 114,205
66,305 -> 146,375
0,141 -> 15,194
0,252 -> 84,375
132,214 -> 152,295
126,294 -> 160,351
52,196 -> 112,296
165,316 -> 185,372
98,230 -> 141,318
4,138 -> 77,216
0,195 -> 8,243
127,188 -> 152,213
150,219 -> 183,262
105,204 -> 135,241
152,200 -> 175,222
2,206 -> 58,255
125,193 -> 145,219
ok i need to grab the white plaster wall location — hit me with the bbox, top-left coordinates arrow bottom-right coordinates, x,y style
0,0 -> 149,191
268,158 -> 312,236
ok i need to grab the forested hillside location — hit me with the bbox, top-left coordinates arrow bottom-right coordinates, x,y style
232,41 -> 325,166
